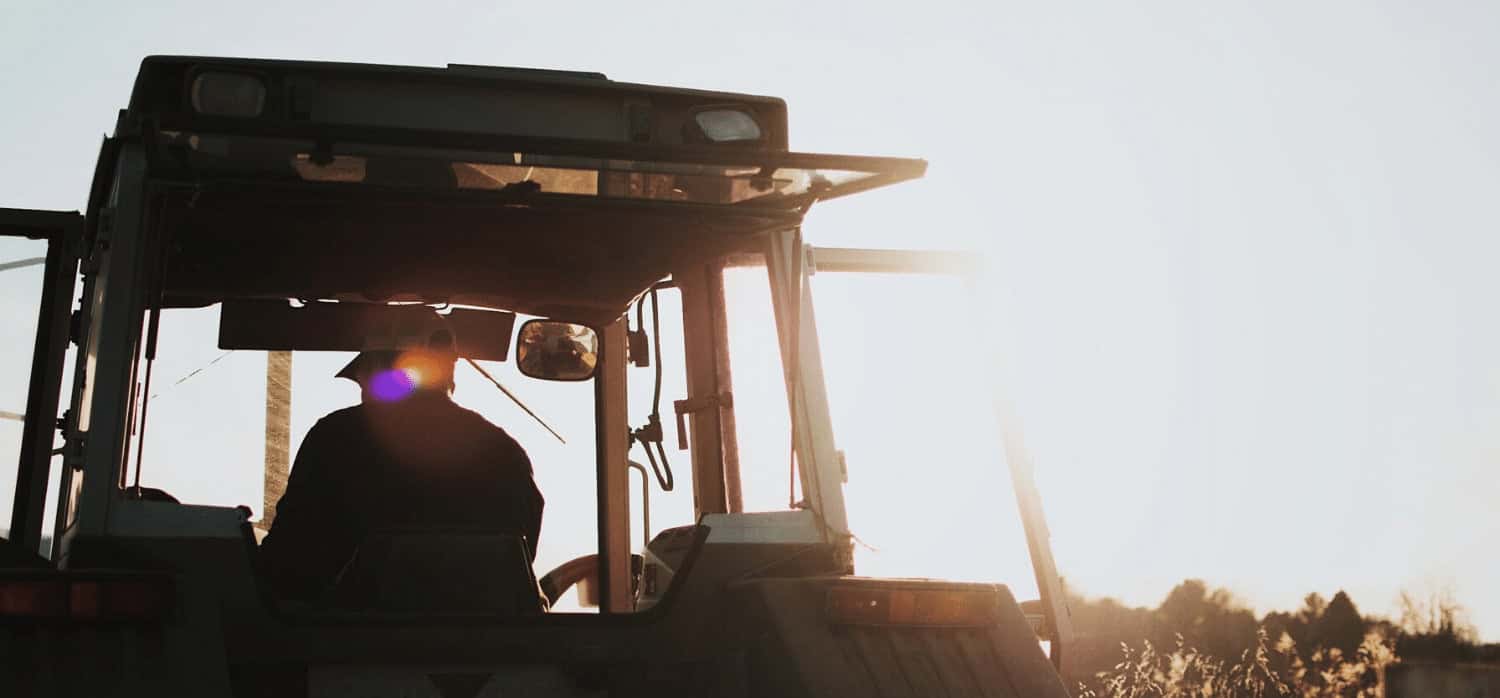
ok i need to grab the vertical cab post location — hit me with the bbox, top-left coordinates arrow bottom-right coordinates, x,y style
674,263 -> 731,518
707,261 -> 744,513
594,319 -> 633,612
62,143 -> 152,555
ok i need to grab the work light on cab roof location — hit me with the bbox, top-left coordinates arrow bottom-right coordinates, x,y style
190,71 -> 268,117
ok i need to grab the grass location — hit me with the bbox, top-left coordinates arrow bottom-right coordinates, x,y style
1077,628 -> 1398,697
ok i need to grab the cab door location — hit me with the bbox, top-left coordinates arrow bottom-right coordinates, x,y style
788,245 -> 1075,675
0,208 -> 82,559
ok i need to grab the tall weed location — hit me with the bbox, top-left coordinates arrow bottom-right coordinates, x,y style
1077,628 -> 1397,697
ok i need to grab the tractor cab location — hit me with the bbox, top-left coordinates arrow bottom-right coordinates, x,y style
0,57 -> 1072,696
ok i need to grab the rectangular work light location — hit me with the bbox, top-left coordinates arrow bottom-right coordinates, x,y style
191,71 -> 266,117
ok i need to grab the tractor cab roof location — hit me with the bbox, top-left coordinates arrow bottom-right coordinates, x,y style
125,56 -> 926,324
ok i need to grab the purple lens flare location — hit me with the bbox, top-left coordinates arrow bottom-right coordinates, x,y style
369,368 -> 417,402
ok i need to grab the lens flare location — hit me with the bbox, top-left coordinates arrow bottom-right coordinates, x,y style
369,368 -> 417,402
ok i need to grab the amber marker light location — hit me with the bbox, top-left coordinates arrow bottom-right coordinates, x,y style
824,587 -> 1002,627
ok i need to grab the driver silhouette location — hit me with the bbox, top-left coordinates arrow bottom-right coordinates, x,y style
258,330 -> 544,601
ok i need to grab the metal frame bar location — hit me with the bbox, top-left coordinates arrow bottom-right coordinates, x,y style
141,117 -> 926,209
66,144 -> 151,549
148,114 -> 927,176
998,403 -> 1076,674
2,209 -> 81,553
594,319 -> 633,612
764,230 -> 850,546
807,246 -> 983,276
675,263 -> 729,518
707,262 -> 743,513
0,208 -> 83,238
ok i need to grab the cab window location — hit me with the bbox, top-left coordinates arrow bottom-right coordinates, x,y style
0,237 -> 49,544
809,271 -> 1040,599
0,234 -> 73,558
120,304 -> 600,601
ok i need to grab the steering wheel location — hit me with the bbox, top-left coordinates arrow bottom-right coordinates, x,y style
538,554 -> 600,607
537,553 -> 644,607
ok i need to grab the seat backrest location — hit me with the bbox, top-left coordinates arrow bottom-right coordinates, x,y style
331,527 -> 546,615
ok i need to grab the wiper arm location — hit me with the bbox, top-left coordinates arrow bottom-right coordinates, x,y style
463,358 -> 567,445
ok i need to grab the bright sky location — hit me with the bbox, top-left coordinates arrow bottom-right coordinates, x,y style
1,0 -> 1497,639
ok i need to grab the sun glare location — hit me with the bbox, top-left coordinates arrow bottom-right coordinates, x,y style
367,368 -> 417,402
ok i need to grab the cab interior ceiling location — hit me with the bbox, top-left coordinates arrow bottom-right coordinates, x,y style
152,181 -> 801,325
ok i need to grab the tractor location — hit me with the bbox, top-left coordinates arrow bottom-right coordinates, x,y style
0,56 -> 1072,697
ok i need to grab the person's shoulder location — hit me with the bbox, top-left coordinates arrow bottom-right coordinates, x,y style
315,405 -> 365,429
448,403 -> 530,453
451,404 -> 517,440
301,405 -> 372,443
289,405 -> 364,472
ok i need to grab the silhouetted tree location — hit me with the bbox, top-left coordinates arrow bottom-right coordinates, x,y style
1261,610 -> 1307,650
1299,592 -> 1327,626
1312,590 -> 1365,655
1152,579 -> 1257,660
1065,579 -> 1496,691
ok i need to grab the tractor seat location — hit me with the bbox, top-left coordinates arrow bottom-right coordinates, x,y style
328,527 -> 547,615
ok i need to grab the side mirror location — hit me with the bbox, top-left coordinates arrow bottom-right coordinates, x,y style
515,320 -> 600,381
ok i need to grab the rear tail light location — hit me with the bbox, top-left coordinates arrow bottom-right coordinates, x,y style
825,586 -> 1002,627
0,573 -> 173,622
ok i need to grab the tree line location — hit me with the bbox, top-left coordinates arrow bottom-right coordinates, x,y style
1064,579 -> 1497,691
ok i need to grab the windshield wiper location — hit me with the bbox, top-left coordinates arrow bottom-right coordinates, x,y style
464,358 -> 567,444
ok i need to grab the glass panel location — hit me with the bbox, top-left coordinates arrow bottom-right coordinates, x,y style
127,306 -> 262,505
621,268 -> 795,526
453,163 -> 598,196
465,335 -> 597,609
0,237 -> 46,545
127,304 -> 599,597
625,288 -> 695,543
722,264 -> 794,512
808,272 -> 1039,600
